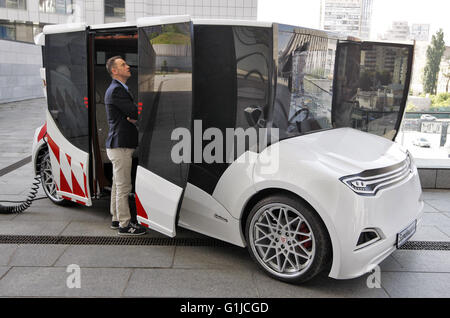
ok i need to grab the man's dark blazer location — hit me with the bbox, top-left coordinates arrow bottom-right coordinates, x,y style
104,79 -> 138,149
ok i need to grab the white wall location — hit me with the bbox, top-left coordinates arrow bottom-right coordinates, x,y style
0,40 -> 44,104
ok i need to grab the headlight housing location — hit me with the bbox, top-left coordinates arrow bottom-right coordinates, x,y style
340,154 -> 413,196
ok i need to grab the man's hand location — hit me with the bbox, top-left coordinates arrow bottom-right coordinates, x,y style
127,117 -> 137,124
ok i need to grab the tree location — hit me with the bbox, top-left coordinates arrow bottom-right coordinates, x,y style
423,29 -> 446,94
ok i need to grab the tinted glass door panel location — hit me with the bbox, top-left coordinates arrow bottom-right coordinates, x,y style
333,41 -> 413,140
135,22 -> 193,236
45,30 -> 92,206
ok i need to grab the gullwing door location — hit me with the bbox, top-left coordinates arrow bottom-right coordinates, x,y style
135,17 -> 193,237
333,41 -> 414,140
44,24 -> 92,206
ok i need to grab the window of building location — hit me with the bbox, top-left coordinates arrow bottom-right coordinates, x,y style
105,0 -> 125,23
0,0 -> 26,9
0,20 -> 46,43
39,0 -> 73,14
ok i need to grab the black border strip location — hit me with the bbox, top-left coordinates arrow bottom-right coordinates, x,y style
0,156 -> 31,177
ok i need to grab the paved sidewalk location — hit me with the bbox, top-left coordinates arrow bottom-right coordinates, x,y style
0,98 -> 449,298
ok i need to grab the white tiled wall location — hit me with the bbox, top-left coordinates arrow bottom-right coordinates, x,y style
0,0 -> 257,102
0,0 -> 257,26
0,40 -> 43,103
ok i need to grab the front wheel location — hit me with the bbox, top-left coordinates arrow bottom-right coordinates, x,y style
39,150 -> 70,206
245,194 -> 331,284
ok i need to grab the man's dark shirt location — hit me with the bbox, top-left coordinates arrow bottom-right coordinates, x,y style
105,79 -> 138,149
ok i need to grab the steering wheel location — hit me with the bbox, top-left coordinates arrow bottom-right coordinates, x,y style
288,107 -> 309,124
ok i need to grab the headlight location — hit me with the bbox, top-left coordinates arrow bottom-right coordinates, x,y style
340,156 -> 412,196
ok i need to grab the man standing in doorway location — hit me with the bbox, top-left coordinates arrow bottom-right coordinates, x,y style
105,56 -> 146,236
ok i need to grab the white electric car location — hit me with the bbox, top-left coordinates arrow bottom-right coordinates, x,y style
31,16 -> 423,283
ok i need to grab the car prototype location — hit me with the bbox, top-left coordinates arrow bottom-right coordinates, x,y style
31,16 -> 423,283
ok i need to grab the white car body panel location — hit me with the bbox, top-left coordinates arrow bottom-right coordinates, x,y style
135,165 -> 183,237
45,109 -> 92,206
178,183 -> 244,247
212,151 -> 259,221
31,124 -> 47,175
252,128 -> 423,279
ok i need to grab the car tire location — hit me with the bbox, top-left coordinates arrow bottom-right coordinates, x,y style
39,149 -> 72,206
245,194 -> 331,284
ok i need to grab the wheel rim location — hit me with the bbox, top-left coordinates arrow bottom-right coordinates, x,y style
249,203 -> 316,278
41,153 -> 64,202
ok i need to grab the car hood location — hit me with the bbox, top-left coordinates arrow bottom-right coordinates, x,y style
281,128 -> 407,175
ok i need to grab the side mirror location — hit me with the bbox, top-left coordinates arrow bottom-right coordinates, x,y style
244,106 -> 263,127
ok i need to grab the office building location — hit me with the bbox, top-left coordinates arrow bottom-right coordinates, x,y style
0,0 -> 258,103
321,0 -> 373,39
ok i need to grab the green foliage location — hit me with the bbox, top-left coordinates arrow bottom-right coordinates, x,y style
406,103 -> 417,112
430,92 -> 450,108
423,29 -> 446,94
150,32 -> 190,45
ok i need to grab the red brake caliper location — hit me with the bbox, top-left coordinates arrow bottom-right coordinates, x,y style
298,223 -> 312,249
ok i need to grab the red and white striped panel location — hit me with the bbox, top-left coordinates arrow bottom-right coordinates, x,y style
45,110 -> 92,206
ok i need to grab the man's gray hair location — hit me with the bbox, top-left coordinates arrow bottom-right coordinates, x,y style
106,56 -> 123,76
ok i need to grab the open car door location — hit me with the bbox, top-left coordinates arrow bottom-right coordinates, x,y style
135,16 -> 193,237
332,41 -> 414,141
44,24 -> 92,206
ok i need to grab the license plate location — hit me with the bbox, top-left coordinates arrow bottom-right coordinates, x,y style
396,220 -> 417,248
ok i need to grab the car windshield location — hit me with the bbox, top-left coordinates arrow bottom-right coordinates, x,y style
272,26 -> 336,140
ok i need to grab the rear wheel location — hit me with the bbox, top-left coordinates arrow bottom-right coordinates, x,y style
39,150 -> 70,206
245,194 -> 331,284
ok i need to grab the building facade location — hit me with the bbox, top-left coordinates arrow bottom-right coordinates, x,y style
0,0 -> 258,103
410,23 -> 430,42
321,0 -> 373,39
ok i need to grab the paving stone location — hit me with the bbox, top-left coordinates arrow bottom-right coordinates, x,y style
0,221 -> 69,236
8,244 -> 68,267
381,272 -> 450,297
422,202 -> 439,213
422,190 -> 450,200
0,245 -> 18,266
124,268 -> 258,297
0,267 -> 131,297
173,245 -> 256,270
0,267 -> 10,280
54,245 -> 175,268
426,199 -> 450,212
437,226 -> 450,237
419,213 -> 450,227
410,225 -> 450,241
60,221 -> 120,237
390,250 -> 450,273
378,255 -> 403,272
252,270 -> 389,298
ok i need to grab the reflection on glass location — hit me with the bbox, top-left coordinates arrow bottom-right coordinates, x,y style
274,27 -> 336,140
139,23 -> 192,188
333,42 -> 412,139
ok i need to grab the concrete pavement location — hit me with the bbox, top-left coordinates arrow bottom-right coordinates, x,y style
0,98 -> 449,298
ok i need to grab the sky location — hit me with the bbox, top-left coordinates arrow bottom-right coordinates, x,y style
257,0 -> 450,43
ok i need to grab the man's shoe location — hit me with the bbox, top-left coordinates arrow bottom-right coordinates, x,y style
118,222 -> 146,236
111,221 -> 119,230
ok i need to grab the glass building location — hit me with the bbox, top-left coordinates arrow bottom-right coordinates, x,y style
321,0 -> 373,40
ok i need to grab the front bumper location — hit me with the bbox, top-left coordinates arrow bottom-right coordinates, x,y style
329,166 -> 424,279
